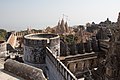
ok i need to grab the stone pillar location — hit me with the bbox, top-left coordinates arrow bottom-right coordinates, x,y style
76,61 -> 84,71
68,44 -> 76,55
91,37 -> 99,52
76,43 -> 85,54
84,40 -> 92,53
68,62 -> 76,73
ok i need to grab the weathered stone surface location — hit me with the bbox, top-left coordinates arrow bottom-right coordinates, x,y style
4,59 -> 46,80
24,33 -> 60,64
103,12 -> 120,80
95,12 -> 120,80
0,41 -> 6,53
60,39 -> 70,56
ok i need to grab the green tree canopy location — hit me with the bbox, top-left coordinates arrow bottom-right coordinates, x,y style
65,35 -> 77,44
0,29 -> 7,41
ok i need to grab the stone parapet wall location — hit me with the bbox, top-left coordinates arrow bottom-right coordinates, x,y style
4,59 -> 46,80
24,38 -> 47,47
46,47 -> 77,80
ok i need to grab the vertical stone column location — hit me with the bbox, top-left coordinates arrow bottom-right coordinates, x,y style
68,62 -> 76,73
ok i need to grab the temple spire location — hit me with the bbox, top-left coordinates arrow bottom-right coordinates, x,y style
117,12 -> 120,28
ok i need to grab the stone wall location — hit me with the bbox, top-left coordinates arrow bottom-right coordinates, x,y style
23,33 -> 60,78
46,47 -> 77,80
23,33 -> 60,65
0,41 -> 7,53
4,59 -> 46,80
23,40 -> 46,64
23,33 -> 77,80
63,52 -> 98,78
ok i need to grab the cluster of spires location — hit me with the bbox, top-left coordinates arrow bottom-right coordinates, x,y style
56,19 -> 69,34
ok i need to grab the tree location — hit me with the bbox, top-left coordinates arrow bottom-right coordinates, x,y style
0,29 -> 7,41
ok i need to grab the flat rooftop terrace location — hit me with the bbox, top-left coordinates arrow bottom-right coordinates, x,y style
59,52 -> 97,61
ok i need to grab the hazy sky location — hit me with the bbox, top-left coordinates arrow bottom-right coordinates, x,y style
0,0 -> 120,31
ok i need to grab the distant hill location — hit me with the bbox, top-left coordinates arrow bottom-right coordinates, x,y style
0,29 -> 7,41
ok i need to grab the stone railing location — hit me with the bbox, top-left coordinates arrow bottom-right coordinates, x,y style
46,47 -> 77,80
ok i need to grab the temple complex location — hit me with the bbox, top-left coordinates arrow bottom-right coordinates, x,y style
1,13 -> 120,80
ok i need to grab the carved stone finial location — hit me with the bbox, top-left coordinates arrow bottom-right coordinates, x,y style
117,12 -> 120,28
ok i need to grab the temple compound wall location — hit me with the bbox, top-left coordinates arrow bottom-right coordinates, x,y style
23,33 -> 98,80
